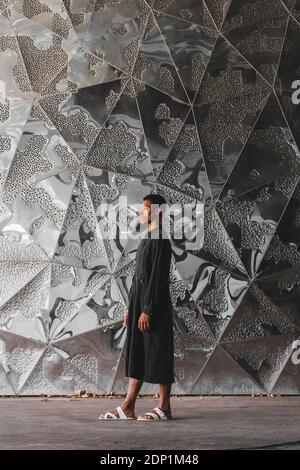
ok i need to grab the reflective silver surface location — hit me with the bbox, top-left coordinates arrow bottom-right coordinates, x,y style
0,0 -> 299,395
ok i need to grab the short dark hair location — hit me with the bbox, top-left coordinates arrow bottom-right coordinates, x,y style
143,193 -> 167,226
143,193 -> 167,207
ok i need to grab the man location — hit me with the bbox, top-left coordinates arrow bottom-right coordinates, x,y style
99,193 -> 174,421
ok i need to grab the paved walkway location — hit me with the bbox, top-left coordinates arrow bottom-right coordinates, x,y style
0,396 -> 299,450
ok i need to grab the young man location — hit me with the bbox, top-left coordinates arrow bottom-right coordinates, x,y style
99,193 -> 174,421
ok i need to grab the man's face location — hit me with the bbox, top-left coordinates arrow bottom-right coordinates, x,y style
139,200 -> 151,224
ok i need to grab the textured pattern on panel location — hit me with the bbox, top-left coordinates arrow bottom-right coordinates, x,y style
0,0 -> 299,395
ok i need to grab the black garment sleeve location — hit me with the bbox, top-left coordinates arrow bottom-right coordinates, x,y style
142,239 -> 168,317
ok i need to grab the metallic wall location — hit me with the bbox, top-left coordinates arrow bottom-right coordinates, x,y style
0,0 -> 299,395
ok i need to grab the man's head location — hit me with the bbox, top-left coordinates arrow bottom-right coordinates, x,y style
139,193 -> 167,226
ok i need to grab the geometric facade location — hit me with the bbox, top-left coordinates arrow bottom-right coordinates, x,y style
0,0 -> 299,395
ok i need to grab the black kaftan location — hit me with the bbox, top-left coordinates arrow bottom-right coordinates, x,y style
124,225 -> 175,384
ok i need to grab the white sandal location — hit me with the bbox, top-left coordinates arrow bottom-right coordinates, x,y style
99,405 -> 136,420
137,406 -> 172,421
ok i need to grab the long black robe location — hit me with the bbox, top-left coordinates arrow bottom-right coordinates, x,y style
124,225 -> 175,384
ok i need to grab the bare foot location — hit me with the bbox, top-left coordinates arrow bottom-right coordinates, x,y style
159,405 -> 172,418
138,406 -> 172,420
107,403 -> 136,419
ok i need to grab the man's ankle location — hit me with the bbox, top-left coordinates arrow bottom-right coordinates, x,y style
159,403 -> 171,410
122,400 -> 135,410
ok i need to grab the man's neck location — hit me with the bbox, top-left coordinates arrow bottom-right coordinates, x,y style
147,220 -> 159,232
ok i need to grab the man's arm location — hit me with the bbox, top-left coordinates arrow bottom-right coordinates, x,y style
138,239 -> 167,333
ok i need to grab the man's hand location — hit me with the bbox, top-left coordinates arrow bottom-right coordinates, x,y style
123,309 -> 128,327
138,312 -> 151,332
